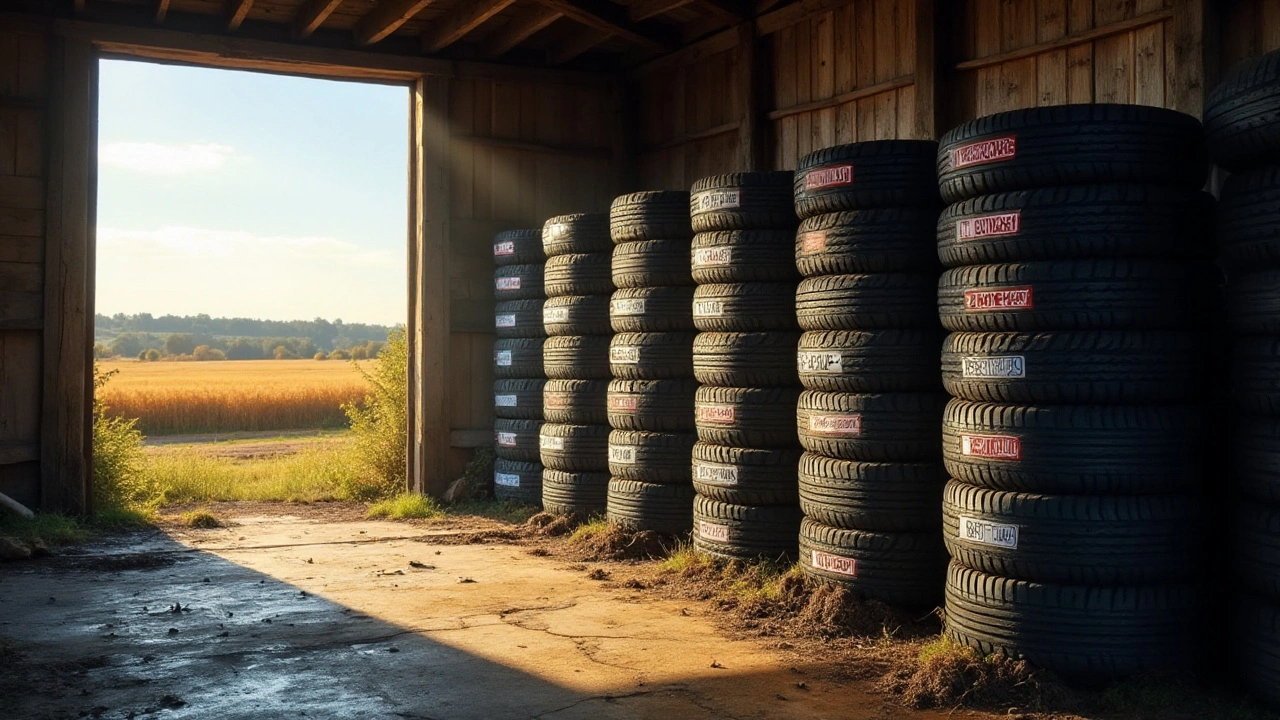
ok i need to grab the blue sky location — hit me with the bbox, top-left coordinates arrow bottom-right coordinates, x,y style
96,59 -> 409,325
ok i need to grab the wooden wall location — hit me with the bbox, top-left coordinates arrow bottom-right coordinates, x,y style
1222,0 -> 1280,71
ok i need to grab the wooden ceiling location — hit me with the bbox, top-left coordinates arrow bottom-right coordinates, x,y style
56,0 -> 799,69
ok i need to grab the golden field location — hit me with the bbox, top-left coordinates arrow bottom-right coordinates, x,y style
97,359 -> 371,436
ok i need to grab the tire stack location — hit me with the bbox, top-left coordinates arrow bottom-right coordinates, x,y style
538,214 -> 614,518
789,141 -> 947,609
604,192 -> 699,534
935,104 -> 1211,680
687,172 -> 803,561
492,229 -> 547,503
1206,50 -> 1280,707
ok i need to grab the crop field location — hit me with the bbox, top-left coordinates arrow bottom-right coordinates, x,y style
97,359 -> 371,436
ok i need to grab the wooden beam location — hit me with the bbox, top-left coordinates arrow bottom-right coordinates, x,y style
734,21 -> 765,171
421,0 -> 516,52
453,134 -> 612,157
629,0 -> 690,21
696,0 -> 749,24
355,0 -> 437,46
533,0 -> 675,52
1171,0 -> 1218,119
227,0 -> 255,31
643,120 -> 739,151
481,6 -> 561,58
155,0 -> 171,24
913,0 -> 938,139
757,0 -> 850,36
547,27 -> 610,64
630,25 -> 736,78
766,74 -> 913,120
292,0 -> 344,39
955,8 -> 1173,71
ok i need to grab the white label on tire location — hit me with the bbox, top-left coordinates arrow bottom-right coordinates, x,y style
495,472 -> 520,487
544,306 -> 569,323
494,394 -> 518,407
798,351 -> 843,373
960,434 -> 1021,460
495,314 -> 517,328
798,230 -> 827,255
810,550 -> 857,577
961,355 -> 1025,378
611,298 -> 646,315
609,445 -> 637,465
696,404 -> 735,424
963,286 -> 1033,311
809,413 -> 861,436
610,346 -> 640,363
804,164 -> 854,190
950,136 -> 1017,169
609,394 -> 638,411
494,240 -> 515,257
544,392 -> 568,408
496,432 -> 517,447
694,300 -> 724,317
540,434 -> 565,450
697,520 -> 731,542
545,223 -> 567,239
693,247 -> 732,267
958,516 -> 1019,549
495,350 -> 513,366
956,211 -> 1021,241
694,460 -> 738,484
496,276 -> 521,291
692,190 -> 741,214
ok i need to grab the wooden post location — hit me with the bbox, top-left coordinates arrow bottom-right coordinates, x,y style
914,0 -> 940,139
734,20 -> 767,171
407,73 -> 453,498
41,35 -> 95,515
1171,0 -> 1219,119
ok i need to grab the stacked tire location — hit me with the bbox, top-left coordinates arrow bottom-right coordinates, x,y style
936,104 -> 1211,680
687,172 -> 803,560
539,214 -> 614,518
790,141 -> 947,609
604,192 -> 699,534
493,229 -> 547,503
1207,49 -> 1280,707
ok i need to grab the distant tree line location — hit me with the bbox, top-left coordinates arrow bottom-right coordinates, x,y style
94,313 -> 395,362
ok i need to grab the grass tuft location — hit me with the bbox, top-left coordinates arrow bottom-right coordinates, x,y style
567,517 -> 610,544
659,541 -> 713,574
0,513 -> 90,547
366,493 -> 444,520
179,509 -> 223,528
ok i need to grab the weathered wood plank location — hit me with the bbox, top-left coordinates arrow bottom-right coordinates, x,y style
955,7 -> 1172,70
0,236 -> 41,263
0,330 -> 41,442
0,175 -> 44,209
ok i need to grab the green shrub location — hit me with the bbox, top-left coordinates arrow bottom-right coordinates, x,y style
342,328 -> 407,500
91,365 -> 151,511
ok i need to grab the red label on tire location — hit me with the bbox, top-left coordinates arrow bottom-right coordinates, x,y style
808,413 -> 861,436
697,404 -> 735,424
798,230 -> 827,255
697,520 -> 731,543
956,211 -> 1020,241
495,277 -> 521,290
960,433 -> 1021,460
494,241 -> 515,257
951,136 -> 1017,169
608,395 -> 638,411
963,286 -> 1033,311
804,164 -> 854,191
810,550 -> 856,577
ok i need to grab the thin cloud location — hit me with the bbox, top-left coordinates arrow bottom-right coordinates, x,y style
99,142 -> 239,174
98,226 -> 393,266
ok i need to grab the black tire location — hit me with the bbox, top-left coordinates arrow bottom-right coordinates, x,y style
608,430 -> 697,484
690,172 -> 797,232
794,140 -> 941,218
606,378 -> 698,432
543,213 -> 611,256
797,453 -> 944,532
799,517 -> 946,609
693,331 -> 801,387
796,274 -> 937,331
1239,416 -> 1280,505
612,239 -> 694,288
543,335 -> 611,380
1239,502 -> 1280,601
941,399 -> 1201,495
494,378 -> 545,420
539,423 -> 610,472
691,441 -> 801,506
494,418 -> 543,462
610,191 -> 693,242
798,329 -> 941,393
1237,594 -> 1280,708
609,332 -> 696,380
541,469 -> 609,517
610,287 -> 697,333
691,230 -> 799,284
937,260 -> 1190,332
942,480 -> 1199,585
796,391 -> 944,462
494,338 -> 544,379
796,208 -> 939,276
1236,335 -> 1280,414
938,184 -> 1213,267
607,479 -> 695,535
1205,49 -> 1280,172
693,283 -> 798,332
543,296 -> 611,336
493,228 -> 543,266
544,253 -> 613,298
944,562 -> 1201,680
1228,270 -> 1280,334
543,379 -> 608,425
941,331 -> 1198,404
693,495 -> 801,561
695,386 -> 803,449
937,104 -> 1207,202
1219,167 -> 1280,272
494,263 -> 545,301
494,458 -> 542,505
495,299 -> 546,339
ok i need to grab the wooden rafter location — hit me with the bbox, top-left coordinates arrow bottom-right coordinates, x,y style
629,0 -> 690,21
355,0 -> 437,46
293,0 -> 345,39
227,0 -> 255,31
533,0 -> 675,52
481,6 -> 561,58
694,0 -> 749,24
154,0 -> 170,24
547,26 -> 610,64
421,0 -> 517,53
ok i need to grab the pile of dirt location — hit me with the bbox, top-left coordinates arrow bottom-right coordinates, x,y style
525,512 -> 572,537
878,638 -> 1067,713
570,526 -> 672,561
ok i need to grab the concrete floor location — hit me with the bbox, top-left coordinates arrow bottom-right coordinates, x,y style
0,512 -> 958,720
